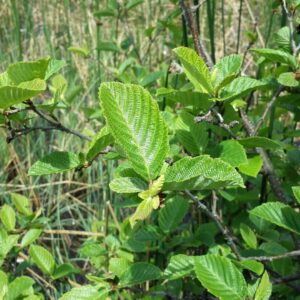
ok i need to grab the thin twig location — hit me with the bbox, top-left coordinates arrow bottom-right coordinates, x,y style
185,190 -> 242,260
253,86 -> 284,135
43,229 -> 104,237
282,0 -> 297,55
244,250 -> 300,262
25,100 -> 91,141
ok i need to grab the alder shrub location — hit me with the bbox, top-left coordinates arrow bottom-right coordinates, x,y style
1,12 -> 300,300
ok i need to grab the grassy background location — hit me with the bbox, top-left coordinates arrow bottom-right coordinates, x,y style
0,0 -> 283,296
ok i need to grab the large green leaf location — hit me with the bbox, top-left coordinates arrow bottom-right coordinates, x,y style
194,254 -> 247,300
158,196 -> 189,233
59,286 -> 106,300
251,48 -> 298,69
0,79 -> 46,109
212,54 -> 242,92
109,177 -> 148,194
7,58 -> 50,84
5,276 -> 34,300
99,82 -> 169,181
28,151 -> 82,176
237,136 -> 281,150
163,155 -> 244,191
29,245 -> 56,275
119,262 -> 161,287
176,110 -> 208,155
0,205 -> 16,232
173,47 -> 213,94
164,254 -> 195,280
250,202 -> 300,234
219,77 -> 265,101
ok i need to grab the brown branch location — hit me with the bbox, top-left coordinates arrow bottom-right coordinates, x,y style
43,229 -> 104,237
239,108 -> 290,202
243,250 -> 300,262
24,100 -> 92,141
185,190 -> 242,260
179,0 -> 213,68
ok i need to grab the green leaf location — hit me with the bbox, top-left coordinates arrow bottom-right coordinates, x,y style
140,71 -> 164,87
173,47 -> 213,94
98,42 -> 120,52
21,229 -> 42,248
219,77 -> 265,101
59,286 -> 104,300
87,127 -> 114,161
176,110 -> 208,155
251,48 -> 298,69
99,82 -> 169,181
129,198 -> 154,225
238,136 -> 281,150
250,202 -> 300,234
0,205 -> 16,232
218,140 -> 247,167
7,58 -> 50,84
11,193 -> 32,216
164,254 -> 195,280
163,155 -> 244,191
158,196 -> 189,233
68,46 -> 89,57
94,8 -> 117,18
52,263 -> 79,280
240,223 -> 257,249
126,0 -> 144,10
45,59 -> 66,80
212,54 -> 243,92
109,258 -> 132,278
255,271 -> 272,300
0,270 -> 8,299
278,72 -> 299,87
0,80 -> 46,109
0,234 -> 19,258
238,156 -> 263,177
239,260 -> 264,275
274,26 -> 291,52
5,276 -> 34,300
119,262 -> 161,287
28,151 -> 82,176
29,245 -> 56,275
110,177 -> 148,193
292,186 -> 300,203
194,254 -> 247,300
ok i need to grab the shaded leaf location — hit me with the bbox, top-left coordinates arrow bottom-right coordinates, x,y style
28,151 -> 82,176
240,223 -> 257,249
158,196 -> 189,233
250,202 -> 300,234
11,193 -> 32,216
238,136 -> 281,150
119,262 -> 161,287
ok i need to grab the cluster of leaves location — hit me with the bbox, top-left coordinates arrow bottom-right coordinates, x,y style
1,1 -> 300,299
